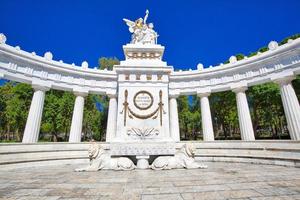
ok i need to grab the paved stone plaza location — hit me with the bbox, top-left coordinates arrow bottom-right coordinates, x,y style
0,162 -> 300,200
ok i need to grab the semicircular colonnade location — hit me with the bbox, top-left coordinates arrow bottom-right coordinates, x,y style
0,33 -> 300,144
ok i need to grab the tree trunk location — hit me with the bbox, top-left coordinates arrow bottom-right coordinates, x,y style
52,132 -> 58,142
253,103 -> 259,137
223,122 -> 228,139
64,125 -> 68,141
6,124 -> 10,141
16,128 -> 20,141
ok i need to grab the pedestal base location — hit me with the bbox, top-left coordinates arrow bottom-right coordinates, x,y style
136,156 -> 150,169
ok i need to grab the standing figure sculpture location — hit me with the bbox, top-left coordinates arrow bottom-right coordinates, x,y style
123,10 -> 158,44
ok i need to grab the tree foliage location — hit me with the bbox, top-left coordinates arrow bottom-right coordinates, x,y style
98,57 -> 120,70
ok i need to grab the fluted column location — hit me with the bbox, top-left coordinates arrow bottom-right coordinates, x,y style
69,92 -> 87,142
275,77 -> 300,140
169,95 -> 180,141
22,85 -> 49,143
233,87 -> 255,141
106,94 -> 118,142
198,93 -> 214,141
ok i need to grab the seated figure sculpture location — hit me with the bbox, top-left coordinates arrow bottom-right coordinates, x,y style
75,142 -> 136,171
151,144 -> 207,170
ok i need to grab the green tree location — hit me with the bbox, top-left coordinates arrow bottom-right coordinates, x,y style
83,95 -> 103,141
41,90 -> 64,141
4,83 -> 33,141
210,91 -> 239,139
248,83 -> 287,139
177,95 -> 201,140
58,92 -> 75,141
98,57 -> 120,70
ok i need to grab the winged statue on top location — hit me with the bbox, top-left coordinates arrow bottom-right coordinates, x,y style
123,10 -> 158,44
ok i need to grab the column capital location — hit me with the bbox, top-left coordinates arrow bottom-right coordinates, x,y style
169,94 -> 179,99
106,90 -> 117,98
108,94 -> 117,98
32,84 -> 50,92
232,86 -> 248,93
197,89 -> 211,97
274,76 -> 295,86
74,91 -> 88,97
73,88 -> 89,97
107,93 -> 117,98
31,79 -> 51,91
169,90 -> 180,99
197,92 -> 211,98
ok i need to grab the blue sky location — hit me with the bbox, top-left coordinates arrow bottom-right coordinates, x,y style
1,0 -> 299,70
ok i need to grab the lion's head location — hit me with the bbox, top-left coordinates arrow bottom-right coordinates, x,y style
182,144 -> 196,158
88,142 -> 102,160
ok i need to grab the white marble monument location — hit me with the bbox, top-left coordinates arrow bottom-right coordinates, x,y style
1,10 -> 300,171
110,10 -> 178,169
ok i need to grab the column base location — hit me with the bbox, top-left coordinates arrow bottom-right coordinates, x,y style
136,155 -> 150,169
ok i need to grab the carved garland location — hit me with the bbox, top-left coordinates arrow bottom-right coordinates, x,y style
128,107 -> 159,119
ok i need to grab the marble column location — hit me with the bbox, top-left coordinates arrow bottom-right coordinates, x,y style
106,94 -> 118,142
169,95 -> 180,141
69,92 -> 87,142
22,85 -> 49,143
198,93 -> 214,141
275,77 -> 300,140
233,87 -> 255,141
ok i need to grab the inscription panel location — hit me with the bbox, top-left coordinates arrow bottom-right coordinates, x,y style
133,90 -> 153,110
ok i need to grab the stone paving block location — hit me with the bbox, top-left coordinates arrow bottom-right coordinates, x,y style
142,193 -> 183,200
6,189 -> 52,197
217,189 -> 262,199
58,197 -> 102,200
181,191 -> 223,200
18,197 -> 61,200
255,187 -> 300,196
46,188 -> 87,197
176,184 -> 231,193
227,182 -> 272,190
83,188 -> 124,196
250,194 -> 300,200
267,180 -> 297,187
142,186 -> 178,195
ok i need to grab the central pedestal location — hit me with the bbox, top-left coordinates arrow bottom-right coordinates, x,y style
112,44 -> 175,143
108,43 -> 177,166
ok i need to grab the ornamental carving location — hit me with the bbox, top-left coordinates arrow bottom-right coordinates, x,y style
127,127 -> 159,140
120,90 -> 166,126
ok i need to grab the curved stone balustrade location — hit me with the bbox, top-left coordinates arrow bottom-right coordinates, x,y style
170,39 -> 300,95
1,35 -> 300,95
0,141 -> 299,170
0,40 -> 117,95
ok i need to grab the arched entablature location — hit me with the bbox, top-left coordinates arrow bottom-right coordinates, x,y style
169,39 -> 300,95
0,39 -> 118,96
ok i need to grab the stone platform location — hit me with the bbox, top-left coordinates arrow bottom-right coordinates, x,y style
0,162 -> 300,200
1,141 -> 299,170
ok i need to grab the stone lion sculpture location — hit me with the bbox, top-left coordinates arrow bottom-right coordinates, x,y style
75,142 -> 136,171
150,144 -> 207,170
